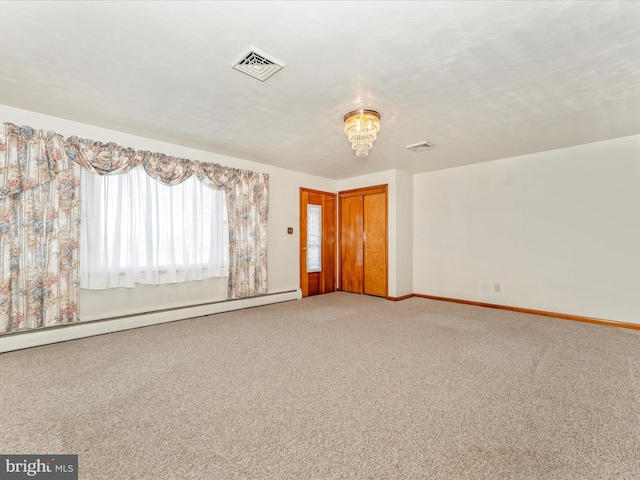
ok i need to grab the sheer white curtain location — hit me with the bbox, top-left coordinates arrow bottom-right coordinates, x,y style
80,165 -> 228,289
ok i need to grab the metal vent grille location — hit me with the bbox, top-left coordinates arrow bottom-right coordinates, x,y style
230,46 -> 285,82
406,141 -> 435,153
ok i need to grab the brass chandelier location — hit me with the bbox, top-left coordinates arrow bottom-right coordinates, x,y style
343,109 -> 381,157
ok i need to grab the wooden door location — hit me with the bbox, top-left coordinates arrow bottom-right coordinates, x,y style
340,195 -> 364,293
300,189 -> 337,297
338,184 -> 388,298
363,192 -> 387,296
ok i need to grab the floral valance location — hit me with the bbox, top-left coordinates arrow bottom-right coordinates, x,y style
65,136 -> 142,175
0,123 -> 71,200
2,125 -> 264,194
64,135 -> 261,189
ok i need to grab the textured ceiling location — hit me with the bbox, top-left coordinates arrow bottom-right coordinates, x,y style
1,1 -> 639,179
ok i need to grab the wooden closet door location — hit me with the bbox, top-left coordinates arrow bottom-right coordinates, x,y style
339,184 -> 388,298
340,195 -> 364,294
363,192 -> 387,297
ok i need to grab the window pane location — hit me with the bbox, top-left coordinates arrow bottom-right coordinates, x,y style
307,204 -> 322,273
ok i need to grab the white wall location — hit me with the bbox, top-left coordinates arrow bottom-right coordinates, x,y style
395,169 -> 413,297
337,169 -> 414,298
413,134 -> 640,324
0,104 -> 336,320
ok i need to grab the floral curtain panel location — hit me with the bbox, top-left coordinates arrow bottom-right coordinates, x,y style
66,135 -> 269,300
226,171 -> 269,299
0,124 -> 80,333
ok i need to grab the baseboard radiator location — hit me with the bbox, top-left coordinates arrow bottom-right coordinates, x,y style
0,290 -> 302,354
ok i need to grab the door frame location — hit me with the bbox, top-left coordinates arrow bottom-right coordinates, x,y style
338,184 -> 388,298
299,188 -> 338,297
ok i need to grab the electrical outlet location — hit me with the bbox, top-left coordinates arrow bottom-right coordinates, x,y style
165,292 -> 173,301
482,283 -> 489,292
494,283 -> 501,292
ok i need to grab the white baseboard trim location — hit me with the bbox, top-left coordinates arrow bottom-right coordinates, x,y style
0,289 -> 302,354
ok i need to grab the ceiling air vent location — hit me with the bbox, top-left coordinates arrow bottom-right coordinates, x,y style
406,141 -> 435,153
230,46 -> 285,82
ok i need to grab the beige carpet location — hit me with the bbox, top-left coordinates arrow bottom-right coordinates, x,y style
1,292 -> 640,479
